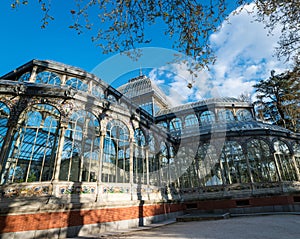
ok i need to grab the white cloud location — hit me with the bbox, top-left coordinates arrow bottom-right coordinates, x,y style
209,3 -> 290,96
148,62 -> 212,106
148,3 -> 290,105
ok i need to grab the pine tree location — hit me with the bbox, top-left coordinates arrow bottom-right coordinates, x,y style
254,65 -> 300,132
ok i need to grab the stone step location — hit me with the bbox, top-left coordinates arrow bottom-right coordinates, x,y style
176,212 -> 230,222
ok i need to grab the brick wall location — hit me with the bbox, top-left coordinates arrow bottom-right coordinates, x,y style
196,195 -> 298,211
1,195 -> 299,234
0,203 -> 184,233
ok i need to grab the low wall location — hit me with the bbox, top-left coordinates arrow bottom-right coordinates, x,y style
0,201 -> 184,239
1,181 -> 300,238
185,194 -> 300,214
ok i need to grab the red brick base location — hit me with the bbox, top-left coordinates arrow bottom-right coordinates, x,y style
195,195 -> 296,211
0,203 -> 184,233
1,195 -> 299,234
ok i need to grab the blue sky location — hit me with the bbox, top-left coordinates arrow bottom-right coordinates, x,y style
0,1 -> 108,74
0,1 -> 175,75
0,2 -> 290,105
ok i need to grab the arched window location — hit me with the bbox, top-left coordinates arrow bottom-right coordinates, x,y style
120,103 -> 128,109
158,142 -> 169,186
200,111 -> 215,125
274,140 -> 296,181
170,118 -> 182,132
60,110 -> 100,182
157,121 -> 168,130
196,144 -> 222,186
160,143 -> 168,165
18,72 -> 31,82
102,137 -> 116,182
66,78 -> 88,92
140,102 -> 153,115
185,114 -> 199,128
103,137 -> 116,164
169,146 -> 175,164
2,104 -> 60,184
294,143 -> 300,156
218,109 -> 235,122
91,85 -> 104,99
148,133 -> 158,185
133,128 -> 146,183
36,71 -> 61,85
293,143 -> 300,173
134,128 -> 146,146
107,94 -> 117,103
247,139 -> 277,183
221,141 -> 250,184
236,109 -> 252,121
168,145 -> 181,186
103,120 -> 130,183
0,102 -> 10,152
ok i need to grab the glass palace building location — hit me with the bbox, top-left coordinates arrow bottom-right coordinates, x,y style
0,60 -> 299,238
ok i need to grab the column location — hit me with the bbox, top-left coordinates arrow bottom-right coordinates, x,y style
52,123 -> 68,182
28,66 -> 38,82
96,130 -> 105,202
242,146 -> 255,190
273,152 -> 283,182
232,104 -> 237,121
291,155 -> 300,181
145,147 -> 149,186
97,130 -> 105,183
129,138 -> 134,200
214,108 -> 219,123
61,74 -> 67,85
0,124 -> 17,183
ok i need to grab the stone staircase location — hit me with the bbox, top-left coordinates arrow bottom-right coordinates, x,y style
176,209 -> 230,222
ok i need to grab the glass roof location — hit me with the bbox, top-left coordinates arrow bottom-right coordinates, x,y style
156,97 -> 249,116
178,119 -> 292,138
117,75 -> 169,105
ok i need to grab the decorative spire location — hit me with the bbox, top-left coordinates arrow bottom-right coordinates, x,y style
139,65 -> 143,77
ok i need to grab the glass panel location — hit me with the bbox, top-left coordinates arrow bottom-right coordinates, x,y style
107,95 -> 117,103
36,71 -> 61,85
221,141 -> 250,184
134,129 -> 147,184
133,145 -> 146,184
200,111 -> 215,125
91,85 -> 104,99
274,140 -> 296,181
140,102 -> 153,115
18,72 -> 31,82
157,121 -> 168,130
293,143 -> 300,156
236,109 -> 252,121
170,118 -> 182,132
0,102 -> 10,153
293,143 -> 300,171
157,142 -> 168,186
103,120 -> 129,183
66,78 -> 88,92
2,104 -> 60,184
153,102 -> 161,115
134,129 -> 146,146
185,114 -> 198,127
218,109 -> 235,122
120,103 -> 128,109
148,133 -> 159,185
60,110 -> 100,182
247,139 -> 277,182
196,144 -> 222,186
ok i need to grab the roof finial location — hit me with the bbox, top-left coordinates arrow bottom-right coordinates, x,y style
139,65 -> 143,76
